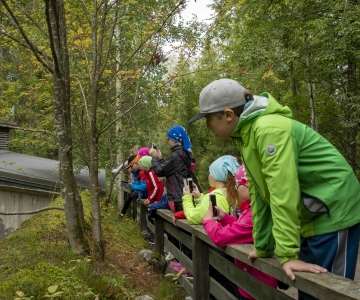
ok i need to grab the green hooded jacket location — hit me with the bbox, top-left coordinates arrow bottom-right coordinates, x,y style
231,93 -> 360,264
182,188 -> 230,225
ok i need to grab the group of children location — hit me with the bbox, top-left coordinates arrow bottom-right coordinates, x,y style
117,78 -> 360,300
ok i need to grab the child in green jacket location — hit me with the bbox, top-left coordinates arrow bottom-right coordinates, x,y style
182,155 -> 240,225
188,78 -> 360,300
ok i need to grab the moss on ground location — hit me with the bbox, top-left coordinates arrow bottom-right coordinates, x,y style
0,190 -> 187,300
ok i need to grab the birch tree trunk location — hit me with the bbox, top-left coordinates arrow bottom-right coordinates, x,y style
345,54 -> 358,171
44,0 -> 89,254
87,0 -> 105,258
306,55 -> 317,131
115,22 -> 125,212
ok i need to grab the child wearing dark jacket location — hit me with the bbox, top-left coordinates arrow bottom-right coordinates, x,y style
149,125 -> 196,212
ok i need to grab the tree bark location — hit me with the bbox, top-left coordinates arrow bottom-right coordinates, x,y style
306,55 -> 317,131
44,0 -> 89,255
115,22 -> 125,212
345,54 -> 358,171
87,0 -> 108,259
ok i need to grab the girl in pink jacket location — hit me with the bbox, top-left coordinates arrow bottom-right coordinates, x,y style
202,165 -> 278,300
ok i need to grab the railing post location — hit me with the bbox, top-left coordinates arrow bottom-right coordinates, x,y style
154,215 -> 164,255
140,202 -> 147,232
192,233 -> 210,300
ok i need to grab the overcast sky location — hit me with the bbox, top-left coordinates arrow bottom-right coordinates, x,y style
181,0 -> 213,23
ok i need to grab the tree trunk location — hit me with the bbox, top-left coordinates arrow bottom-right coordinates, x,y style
115,23 -> 125,212
87,0 -> 105,259
345,54 -> 358,172
44,0 -> 89,255
344,0 -> 359,172
306,55 -> 317,131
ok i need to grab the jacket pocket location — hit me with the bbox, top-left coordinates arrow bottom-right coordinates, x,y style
300,192 -> 330,221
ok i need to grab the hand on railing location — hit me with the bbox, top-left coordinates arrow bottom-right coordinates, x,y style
248,250 -> 260,263
282,260 -> 328,281
172,216 -> 177,227
249,251 -> 328,281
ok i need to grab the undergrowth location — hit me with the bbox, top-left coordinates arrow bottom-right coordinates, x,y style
0,190 -> 187,300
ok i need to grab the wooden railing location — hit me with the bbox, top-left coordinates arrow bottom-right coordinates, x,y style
126,195 -> 360,300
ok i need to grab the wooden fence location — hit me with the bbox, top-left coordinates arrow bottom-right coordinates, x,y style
127,196 -> 360,300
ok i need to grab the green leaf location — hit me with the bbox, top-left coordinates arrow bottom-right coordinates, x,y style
47,285 -> 58,294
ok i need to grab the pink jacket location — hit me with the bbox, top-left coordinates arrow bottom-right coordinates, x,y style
202,203 -> 278,299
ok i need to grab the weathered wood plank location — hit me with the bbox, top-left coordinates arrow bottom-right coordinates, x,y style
193,223 -> 360,300
177,273 -> 193,297
146,219 -> 154,234
154,215 -> 164,254
192,234 -> 210,300
140,203 -> 147,232
209,277 -> 238,300
140,203 -> 360,300
163,221 -> 193,250
209,248 -> 292,300
164,238 -> 194,274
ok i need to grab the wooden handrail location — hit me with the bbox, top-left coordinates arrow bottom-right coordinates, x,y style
124,190 -> 360,300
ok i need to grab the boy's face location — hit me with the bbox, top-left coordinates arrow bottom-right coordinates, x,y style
139,164 -> 148,172
131,162 -> 140,171
167,138 -> 176,148
205,109 -> 238,141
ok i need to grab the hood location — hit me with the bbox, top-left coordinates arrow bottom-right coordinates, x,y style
231,92 -> 293,137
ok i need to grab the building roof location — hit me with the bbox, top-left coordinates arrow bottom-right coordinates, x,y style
0,150 -> 106,193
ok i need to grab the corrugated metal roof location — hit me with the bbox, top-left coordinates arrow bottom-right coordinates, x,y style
0,150 -> 106,193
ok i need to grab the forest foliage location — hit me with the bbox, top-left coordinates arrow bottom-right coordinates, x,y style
1,0 -> 359,187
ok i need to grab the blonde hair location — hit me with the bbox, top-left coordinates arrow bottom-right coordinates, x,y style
130,145 -> 141,156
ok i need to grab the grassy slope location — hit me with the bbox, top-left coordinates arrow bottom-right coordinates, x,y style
0,190 -> 187,300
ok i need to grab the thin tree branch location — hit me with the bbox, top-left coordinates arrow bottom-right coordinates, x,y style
0,206 -> 64,215
74,76 -> 91,126
1,30 -> 31,50
98,0 -> 119,79
0,0 -> 54,73
10,0 -> 49,37
4,125 -> 57,138
98,0 -> 186,91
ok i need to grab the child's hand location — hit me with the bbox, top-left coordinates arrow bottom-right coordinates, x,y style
282,260 -> 328,281
216,206 -> 226,220
172,216 -> 177,227
183,185 -> 190,196
149,148 -> 157,157
248,251 -> 260,263
144,199 -> 150,205
202,202 -> 214,221
192,184 -> 200,198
